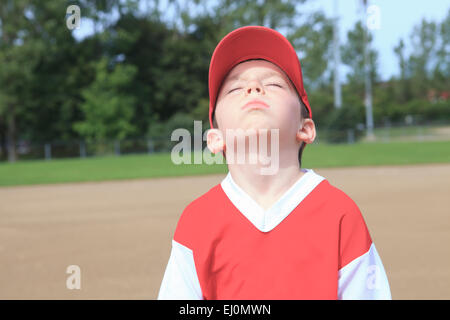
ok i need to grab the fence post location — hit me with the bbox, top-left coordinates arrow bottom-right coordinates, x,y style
80,141 -> 86,158
44,143 -> 52,160
147,139 -> 154,154
347,129 -> 355,144
114,140 -> 120,155
383,126 -> 390,143
418,127 -> 424,141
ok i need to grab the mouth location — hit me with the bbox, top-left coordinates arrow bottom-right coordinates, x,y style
242,99 -> 270,110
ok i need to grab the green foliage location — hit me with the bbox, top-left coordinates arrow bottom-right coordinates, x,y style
214,0 -> 305,31
0,0 -> 449,163
74,58 -> 137,142
322,104 -> 365,143
384,99 -> 450,124
391,9 -> 450,102
306,85 -> 334,126
288,12 -> 334,88
341,21 -> 378,86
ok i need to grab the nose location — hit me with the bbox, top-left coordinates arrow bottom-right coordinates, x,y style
245,79 -> 265,95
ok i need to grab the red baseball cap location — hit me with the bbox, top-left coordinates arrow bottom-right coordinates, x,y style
208,25 -> 312,129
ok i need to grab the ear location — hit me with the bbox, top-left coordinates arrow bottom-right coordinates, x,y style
206,128 -> 226,154
296,119 -> 316,145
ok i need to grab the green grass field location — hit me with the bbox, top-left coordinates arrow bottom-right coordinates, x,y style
1,140 -> 449,187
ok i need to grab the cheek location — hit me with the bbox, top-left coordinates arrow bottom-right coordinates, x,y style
215,100 -> 237,128
278,97 -> 301,127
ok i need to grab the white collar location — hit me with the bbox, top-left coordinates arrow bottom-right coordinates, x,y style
220,168 -> 325,232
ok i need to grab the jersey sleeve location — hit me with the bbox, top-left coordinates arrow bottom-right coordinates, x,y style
158,199 -> 206,300
337,201 -> 392,300
157,239 -> 203,300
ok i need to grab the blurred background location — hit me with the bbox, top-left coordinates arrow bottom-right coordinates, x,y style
0,0 -> 448,161
0,0 -> 449,300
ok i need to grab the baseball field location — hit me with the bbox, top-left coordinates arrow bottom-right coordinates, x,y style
1,141 -> 450,299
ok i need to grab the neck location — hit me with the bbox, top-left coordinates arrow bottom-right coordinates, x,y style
226,146 -> 305,210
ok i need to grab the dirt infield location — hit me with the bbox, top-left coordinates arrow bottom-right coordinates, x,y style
1,164 -> 450,299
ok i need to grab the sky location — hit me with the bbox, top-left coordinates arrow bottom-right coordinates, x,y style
73,0 -> 450,81
305,0 -> 449,80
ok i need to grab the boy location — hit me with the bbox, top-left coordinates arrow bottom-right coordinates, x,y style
158,26 -> 391,299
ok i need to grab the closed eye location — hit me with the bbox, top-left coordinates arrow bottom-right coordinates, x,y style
228,87 -> 242,94
266,83 -> 283,88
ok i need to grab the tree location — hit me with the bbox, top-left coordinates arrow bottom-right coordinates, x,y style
287,11 -> 334,89
74,58 -> 137,143
341,21 -> 378,88
214,0 -> 304,31
432,8 -> 450,92
408,18 -> 438,98
176,0 -> 334,120
391,11 -> 449,105
393,39 -> 412,103
110,13 -> 212,136
0,1 -> 47,161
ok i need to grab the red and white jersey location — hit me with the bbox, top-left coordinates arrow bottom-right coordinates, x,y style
158,169 -> 391,300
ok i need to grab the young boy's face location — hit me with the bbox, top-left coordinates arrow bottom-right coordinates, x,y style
214,59 -> 302,137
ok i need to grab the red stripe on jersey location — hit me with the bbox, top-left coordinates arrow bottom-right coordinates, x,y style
174,179 -> 372,299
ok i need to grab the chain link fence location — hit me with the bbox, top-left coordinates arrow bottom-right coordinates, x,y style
1,121 -> 450,161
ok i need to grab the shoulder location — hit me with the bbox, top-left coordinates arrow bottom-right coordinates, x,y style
329,183 -> 362,215
180,183 -> 225,219
173,183 -> 225,248
318,181 -> 373,268
309,173 -> 371,238
311,175 -> 363,219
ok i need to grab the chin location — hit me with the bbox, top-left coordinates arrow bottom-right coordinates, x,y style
239,116 -> 278,132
